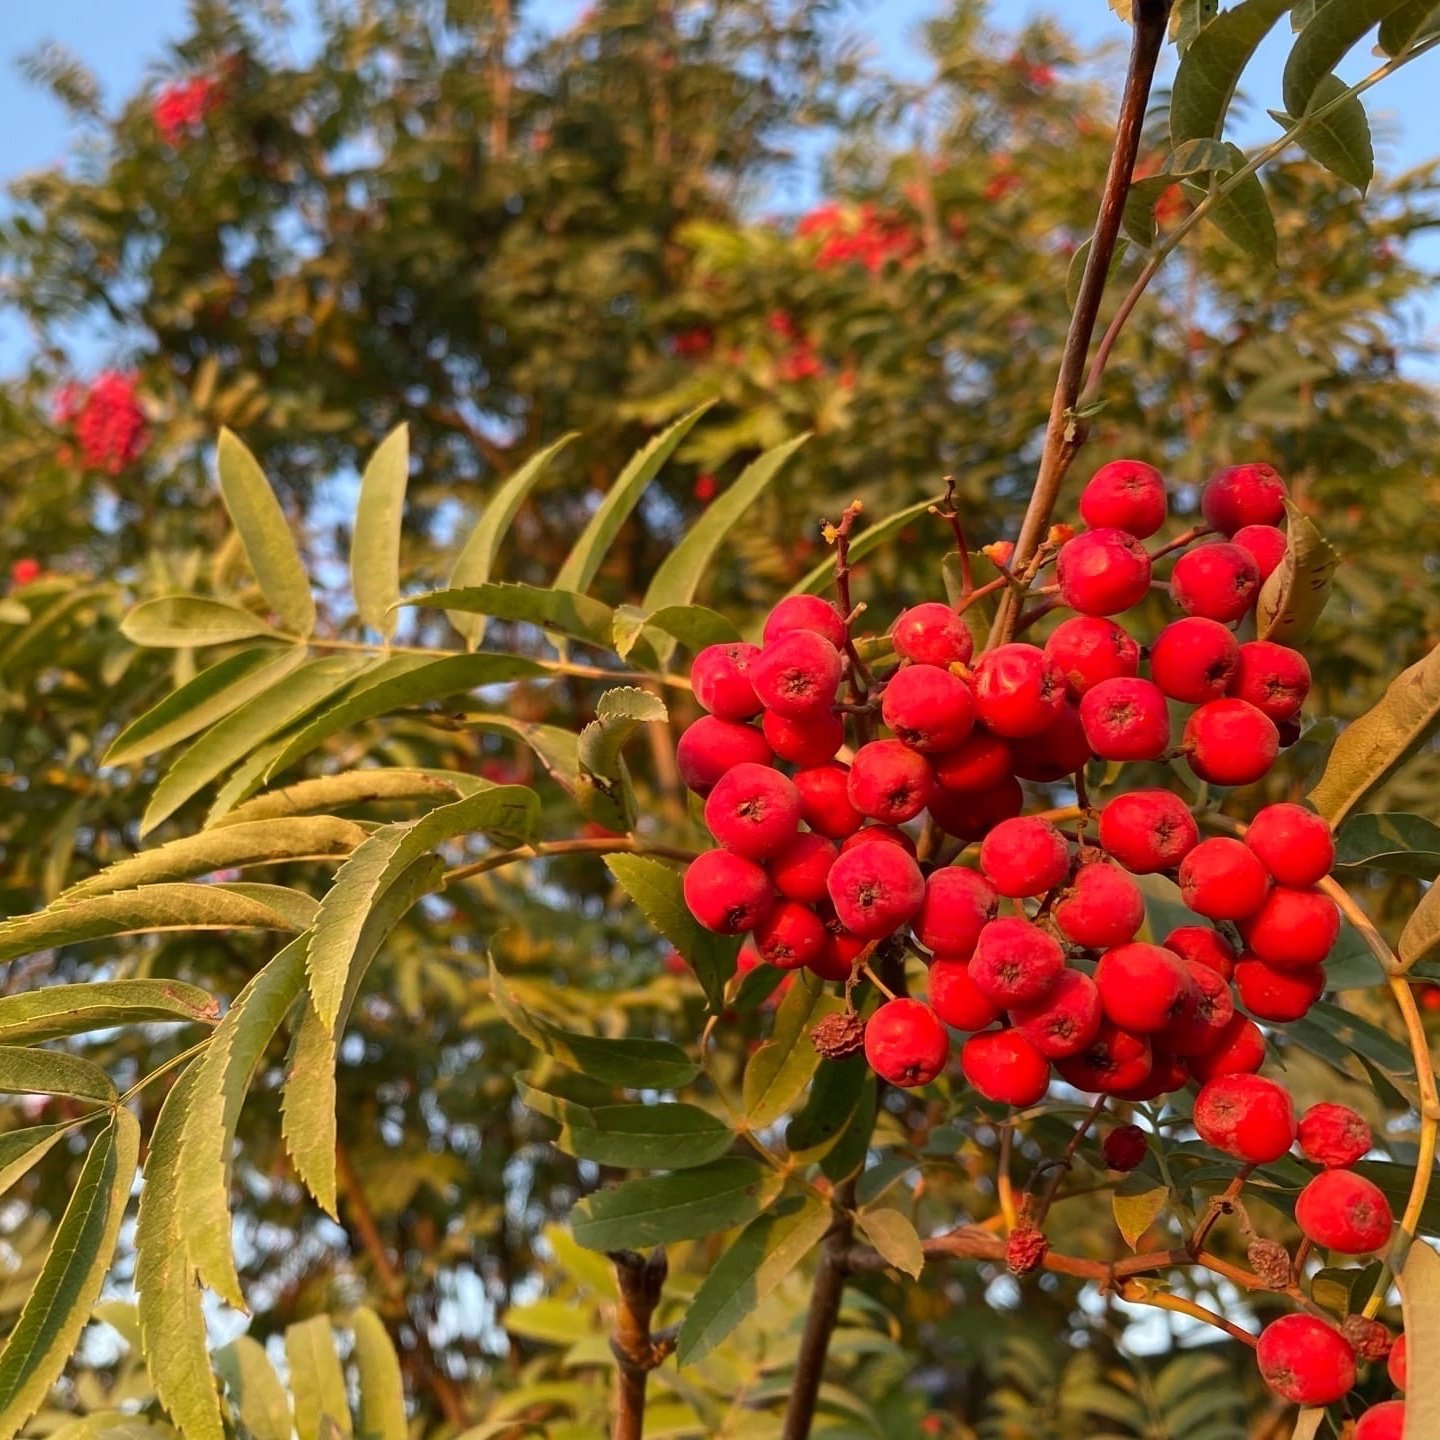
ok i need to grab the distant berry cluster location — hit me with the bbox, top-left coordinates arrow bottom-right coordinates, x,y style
54,373 -> 149,476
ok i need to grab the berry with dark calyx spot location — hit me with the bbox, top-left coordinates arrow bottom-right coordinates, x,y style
763,593 -> 848,649
1354,1403 -> 1406,1440
1056,528 -> 1153,616
1256,1314 -> 1355,1405
1056,1022 -> 1152,1094
1234,956 -> 1324,1021
1010,968 -> 1103,1059
1342,1315 -> 1393,1364
972,643 -> 1066,737
677,716 -> 773,794
1005,1224 -> 1049,1276
1164,925 -> 1239,981
961,1028 -> 1051,1106
751,630 -> 843,718
1295,1169 -> 1394,1254
1193,1073 -> 1296,1163
753,900 -> 829,970
1248,1238 -> 1294,1290
1095,943 -> 1192,1033
1044,615 -> 1140,698
1160,958 -> 1235,1056
762,707 -> 844,767
1099,790 -> 1199,874
1202,462 -> 1288,536
1245,803 -> 1334,887
795,763 -> 863,840
970,918 -> 1065,1007
1232,523 -> 1288,582
1390,1334 -> 1408,1391
684,850 -> 774,934
692,642 -> 763,719
1183,699 -> 1278,786
1170,543 -> 1261,623
768,832 -> 839,904
704,762 -> 801,859
1239,886 -> 1340,967
914,866 -> 998,958
1178,837 -> 1271,921
864,998 -> 949,1087
840,824 -> 916,855
927,773 -> 1025,841
1053,859 -> 1144,950
1008,702 -> 1093,782
1079,677 -> 1171,761
892,602 -> 974,666
979,816 -> 1070,898
1230,640 -> 1311,723
1102,1123 -> 1149,1172
929,958 -> 1002,1031
827,840 -> 926,939
1186,1014 -> 1266,1082
848,739 -> 934,823
1148,617 -> 1240,703
934,730 -> 1013,793
811,1008 -> 866,1058
1299,1103 -> 1372,1169
880,664 -> 975,752
1079,458 -> 1167,538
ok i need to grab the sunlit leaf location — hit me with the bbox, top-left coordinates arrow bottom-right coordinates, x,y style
286,1314 -> 353,1440
122,595 -> 280,648
351,423 -> 409,641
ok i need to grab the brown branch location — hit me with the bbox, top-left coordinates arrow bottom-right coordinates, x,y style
781,1214 -> 853,1440
610,1249 -> 672,1440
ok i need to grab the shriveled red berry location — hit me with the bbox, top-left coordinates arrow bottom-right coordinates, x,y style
1343,1314 -> 1393,1365
1044,616 -> 1140,698
704,763 -> 800,859
684,850 -> 774,934
1008,703 -> 1093,782
927,774 -> 1024,841
1164,924 -> 1238,981
1079,677 -> 1170,761
1239,886 -> 1340,968
1102,1123 -> 1149,1171
1053,860 -> 1144,949
753,900 -> 828,970
1183,699 -> 1278,786
1159,957 -> 1234,1056
972,643 -> 1066,738
1234,956 -> 1324,1021
1079,459 -> 1167,539
1170,543 -> 1260,623
1193,1073 -> 1296,1163
864,998 -> 949,1087
1099,790 -> 1199,874
677,716 -> 773,794
961,1028 -> 1050,1106
1005,1224 -> 1049,1276
928,958 -> 1001,1031
692,642 -> 762,719
762,708 -> 844,767
970,918 -> 1065,1007
1095,943 -> 1192,1033
1149,617 -> 1240,703
1390,1334 -> 1408,1391
848,739 -> 934,823
1256,1314 -> 1354,1405
1232,523 -> 1287,582
794,763 -> 864,840
881,664 -> 975,752
933,730 -> 1013,793
768,832 -> 838,904
1202,463 -> 1288,536
751,630 -> 843,718
1245,804 -> 1334,887
892,602 -> 973,667
826,840 -> 926,939
1186,1014 -> 1266,1082
1056,528 -> 1153,616
763,594 -> 848,649
914,866 -> 998,958
1355,1402 -> 1406,1440
1230,640 -> 1310,723
1298,1103 -> 1372,1169
1010,968 -> 1103,1059
1178,837 -> 1271,921
1056,1021 -> 1152,1094
979,816 -> 1070,898
1296,1169 -> 1393,1254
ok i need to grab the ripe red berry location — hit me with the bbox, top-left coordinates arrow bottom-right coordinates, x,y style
1010,968 -> 1103,1059
1164,924 -> 1238,981
1170,543 -> 1261,623
970,918 -> 1065,1007
1245,804 -> 1334,887
763,593 -> 848,649
913,866 -> 998,957
927,774 -> 1025,841
1056,528 -> 1153,616
703,762 -> 800,859
979,816 -> 1070,898
1256,1314 -> 1355,1405
1230,640 -> 1310,723
1234,956 -> 1324,1021
692,642 -> 763,719
961,1028 -> 1051,1106
1079,459 -> 1167,539
1238,886 -> 1340,967
1186,1014 -> 1266,1082
1055,1021 -> 1152,1094
677,716 -> 774,794
1178,837 -> 1271,921
762,708 -> 844,767
1183,699 -> 1278,786
1148,617 -> 1239,703
1053,860 -> 1144,949
1102,1123 -> 1149,1172
751,630 -> 843,718
1111,1047 -> 1188,1103
684,850 -> 774,934
1193,1073 -> 1296,1163
933,730 -> 1013,793
1099,790 -> 1199,874
1095,943 -> 1192,1033
840,824 -> 916,855
881,664 -> 975,752
972,643 -> 1066,737
752,900 -> 829,970
1390,1334 -> 1408,1391
1008,702 -> 1093,782
892,602 -> 974,666
1079,677 -> 1170,761
811,923 -> 865,983
1295,1169 -> 1393,1254
928,958 -> 1001,1031
848,740 -> 934,823
864,999 -> 949,1087
1231,523 -> 1287,582
768,832 -> 839,904
826,840 -> 926,939
1298,1103 -> 1372,1169
1158,958 -> 1234,1056
1044,615 -> 1141,698
1355,1402 -> 1406,1440
1202,463 -> 1288,536
793,763 -> 864,841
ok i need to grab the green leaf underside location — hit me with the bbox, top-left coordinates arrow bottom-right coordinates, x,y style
0,1046 -> 116,1103
1284,0 -> 1413,118
352,1307 -> 407,1440
1170,0 -> 1292,146
1272,76 -> 1375,193
351,423 -> 409,642
1336,813 -> 1440,876
121,595 -> 280,648
1379,0 -> 1440,54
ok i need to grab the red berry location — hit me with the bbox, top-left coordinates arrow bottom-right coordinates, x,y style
752,900 -> 829,970
1055,1021 -> 1152,1094
927,774 -> 1024,841
794,764 -> 863,840
1230,640 -> 1310,723
928,958 -> 1002,1031
1008,702 -> 1093,782
768,832 -> 838,904
1296,1169 -> 1393,1254
1298,1103 -> 1372,1170
692,642 -> 763,719
1183,699 -> 1278,786
1355,1402 -> 1406,1440
864,998 -> 949,1087
1102,1123 -> 1149,1171
848,740 -> 934,823
1079,677 -> 1170,762
933,730 -> 1013,793
1186,1014 -> 1266,1082
1164,924 -> 1238,981
1170,543 -> 1261,623
1234,956 -> 1324,1021
1178,837 -> 1271,921
1390,1334 -> 1408,1391
972,643 -> 1066,738
1079,459 -> 1167,538
9,558 -> 43,587
1148,617 -> 1239,703
892,602 -> 974,667
1232,523 -> 1287,582
840,824 -> 916,855
684,850 -> 774,934
979,816 -> 1070,898
762,708 -> 844,767
970,918 -> 1065,1007
1053,860 -> 1144,949
881,664 -> 975,752
1095,943 -> 1192,1033
1245,804 -> 1334,887
677,716 -> 773,794
1010,968 -> 1103,1059
1238,886 -> 1340,967
961,1028 -> 1050,1106
1256,1314 -> 1354,1405
913,866 -> 998,957
1056,528 -> 1153,616
751,630 -> 843,718
1111,1046 -> 1188,1103
826,840 -> 926,939
1193,1073 -> 1296,1163
1202,463 -> 1288,536
1044,615 -> 1140,698
763,594 -> 848,649
811,923 -> 865,983
1159,957 -> 1234,1056
704,762 -> 801,859
1098,790 -> 1199,874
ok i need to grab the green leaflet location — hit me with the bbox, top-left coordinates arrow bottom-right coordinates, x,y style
0,1125 -> 71,1198
742,972 -> 837,1130
576,687 -> 666,831
351,423 -> 409,641
1284,0 -> 1413,117
855,1208 -> 924,1279
286,1314 -> 354,1440
1170,0 -> 1292,145
0,1046 -> 115,1103
214,767 -> 483,826
1257,500 -> 1339,644
1271,75 -> 1375,193
406,582 -> 615,649
352,1307 -> 407,1440
121,595 -> 281,648
214,1336 -> 291,1440
0,979 -> 218,1044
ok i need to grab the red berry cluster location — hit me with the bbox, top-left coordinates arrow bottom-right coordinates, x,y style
54,373 -> 149,476
153,74 -> 225,146
796,201 -> 921,274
